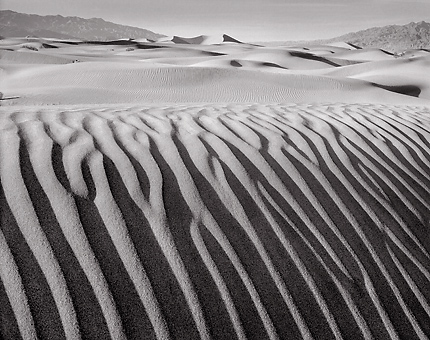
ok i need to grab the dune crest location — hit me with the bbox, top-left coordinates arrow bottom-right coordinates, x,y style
169,34 -> 242,45
1,103 -> 430,339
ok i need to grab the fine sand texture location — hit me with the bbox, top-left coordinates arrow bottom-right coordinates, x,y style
1,37 -> 430,340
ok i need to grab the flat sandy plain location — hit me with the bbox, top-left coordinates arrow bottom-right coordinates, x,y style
1,35 -> 430,339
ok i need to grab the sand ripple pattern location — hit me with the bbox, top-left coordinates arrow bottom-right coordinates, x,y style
1,103 -> 430,340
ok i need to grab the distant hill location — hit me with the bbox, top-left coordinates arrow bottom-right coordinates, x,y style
258,21 -> 430,54
0,10 -> 165,41
326,21 -> 430,53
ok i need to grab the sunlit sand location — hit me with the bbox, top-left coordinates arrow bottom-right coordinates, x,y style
1,35 -> 430,339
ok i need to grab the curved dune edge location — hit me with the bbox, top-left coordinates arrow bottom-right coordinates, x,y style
0,103 -> 430,339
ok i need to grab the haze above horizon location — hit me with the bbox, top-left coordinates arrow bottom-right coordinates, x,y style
2,0 -> 430,42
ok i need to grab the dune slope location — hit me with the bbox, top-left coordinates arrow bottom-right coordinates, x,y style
1,38 -> 430,105
0,103 -> 429,339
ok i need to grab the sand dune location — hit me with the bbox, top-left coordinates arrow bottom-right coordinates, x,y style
0,103 -> 430,339
170,34 -> 243,45
3,59 -> 424,105
1,36 -> 430,339
1,37 -> 430,105
324,56 -> 430,100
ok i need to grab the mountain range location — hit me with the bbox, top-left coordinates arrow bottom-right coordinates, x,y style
1,10 -> 429,53
323,21 -> 430,53
259,22 -> 430,53
0,10 -> 164,41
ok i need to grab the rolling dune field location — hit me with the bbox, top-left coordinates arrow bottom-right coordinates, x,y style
1,37 -> 430,339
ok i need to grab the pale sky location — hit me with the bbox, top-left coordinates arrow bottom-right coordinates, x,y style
2,0 -> 430,42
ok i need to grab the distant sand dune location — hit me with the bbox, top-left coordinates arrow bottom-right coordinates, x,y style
169,34 -> 242,45
1,103 -> 429,339
1,37 -> 430,105
2,61 -> 427,105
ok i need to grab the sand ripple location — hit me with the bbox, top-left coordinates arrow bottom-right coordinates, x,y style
1,103 -> 430,339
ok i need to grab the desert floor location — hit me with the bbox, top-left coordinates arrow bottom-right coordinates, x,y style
1,36 -> 430,339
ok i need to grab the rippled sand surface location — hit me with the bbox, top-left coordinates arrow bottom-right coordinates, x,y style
1,103 -> 429,339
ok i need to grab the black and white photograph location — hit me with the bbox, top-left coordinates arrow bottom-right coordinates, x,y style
1,1 -> 430,339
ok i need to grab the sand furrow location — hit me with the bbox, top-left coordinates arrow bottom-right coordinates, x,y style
257,182 -> 374,340
336,115 -> 430,218
194,118 -> 346,338
0,227 -> 37,340
147,131 -> 213,340
20,119 -> 127,339
261,118 -> 404,338
176,125 -> 300,340
1,103 -> 429,339
346,112 -> 430,214
86,150 -> 171,340
1,125 -> 81,340
338,137 -> 430,267
296,114 -> 429,338
212,116 -> 346,339
387,245 -> 430,319
321,114 -> 430,256
311,111 -> 430,263
189,220 -> 247,340
357,111 -> 430,184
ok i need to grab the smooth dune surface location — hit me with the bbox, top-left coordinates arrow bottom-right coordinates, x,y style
1,36 -> 430,340
1,36 -> 430,105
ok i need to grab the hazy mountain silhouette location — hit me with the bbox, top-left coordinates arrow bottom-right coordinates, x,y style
326,21 -> 430,53
257,21 -> 430,54
0,10 -> 165,41
2,11 -> 429,53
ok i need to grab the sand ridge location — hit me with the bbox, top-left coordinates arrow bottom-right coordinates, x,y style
0,103 -> 430,339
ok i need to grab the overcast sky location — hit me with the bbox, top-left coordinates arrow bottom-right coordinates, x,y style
2,0 -> 430,41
